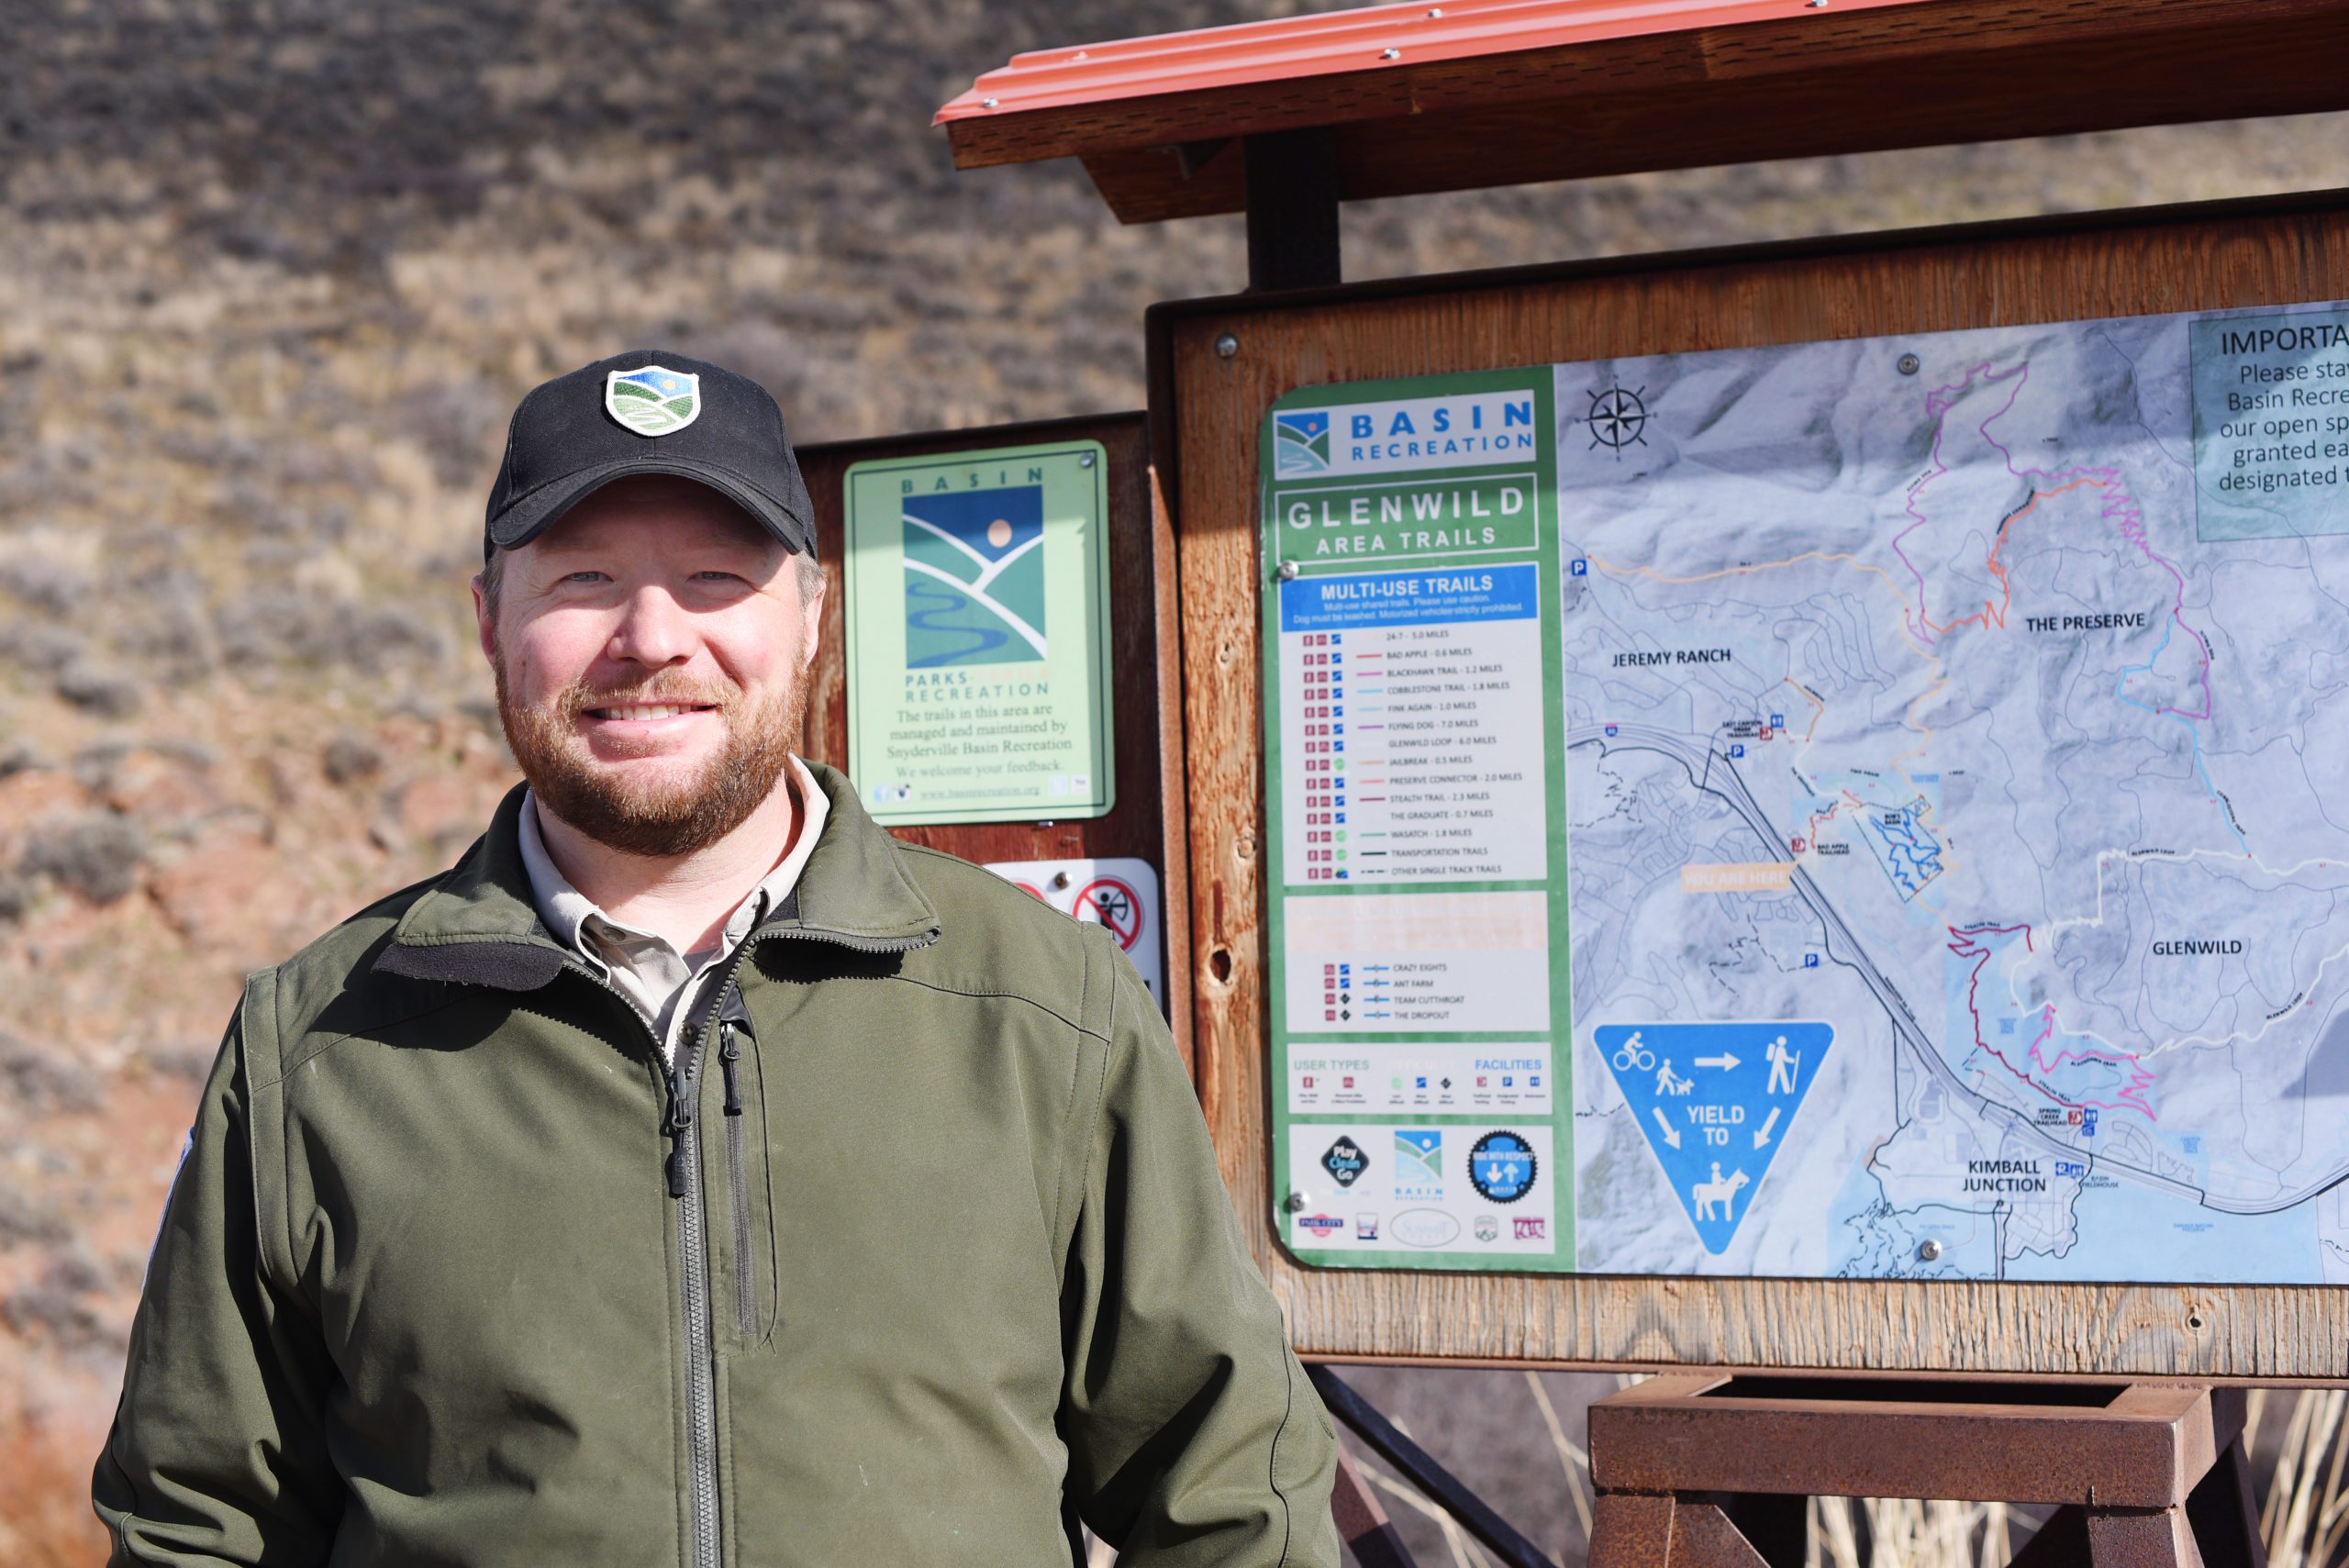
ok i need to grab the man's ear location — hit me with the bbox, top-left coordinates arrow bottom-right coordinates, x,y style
799,570 -> 827,670
472,573 -> 496,662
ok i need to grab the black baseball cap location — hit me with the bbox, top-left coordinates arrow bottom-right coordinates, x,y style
482,349 -> 816,562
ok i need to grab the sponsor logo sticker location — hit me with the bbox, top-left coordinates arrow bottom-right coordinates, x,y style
1321,1136 -> 1368,1188
1468,1129 -> 1539,1205
1389,1208 -> 1460,1248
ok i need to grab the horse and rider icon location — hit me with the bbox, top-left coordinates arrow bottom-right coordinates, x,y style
1691,1163 -> 1751,1221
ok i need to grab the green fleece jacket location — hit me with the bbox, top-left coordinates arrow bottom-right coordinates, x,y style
95,764 -> 1338,1567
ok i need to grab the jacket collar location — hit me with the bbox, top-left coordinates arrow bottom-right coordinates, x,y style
374,761 -> 941,991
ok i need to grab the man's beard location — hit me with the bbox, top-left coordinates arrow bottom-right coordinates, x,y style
493,654 -> 810,859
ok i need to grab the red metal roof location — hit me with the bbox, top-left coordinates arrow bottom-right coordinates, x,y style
936,0 -> 1941,126
933,0 -> 2349,226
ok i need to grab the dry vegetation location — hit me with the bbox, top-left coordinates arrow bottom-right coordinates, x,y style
7,1 -> 2349,1561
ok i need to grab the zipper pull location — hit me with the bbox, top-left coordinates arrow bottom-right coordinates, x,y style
662,1066 -> 694,1199
718,1023 -> 744,1117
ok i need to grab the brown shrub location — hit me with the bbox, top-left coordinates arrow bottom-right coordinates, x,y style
19,816 -> 146,905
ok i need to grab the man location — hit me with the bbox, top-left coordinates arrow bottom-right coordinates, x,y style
94,350 -> 1340,1566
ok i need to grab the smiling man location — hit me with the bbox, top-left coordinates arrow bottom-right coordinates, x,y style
94,350 -> 1339,1567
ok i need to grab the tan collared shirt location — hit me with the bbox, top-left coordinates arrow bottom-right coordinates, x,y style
517,756 -> 829,1063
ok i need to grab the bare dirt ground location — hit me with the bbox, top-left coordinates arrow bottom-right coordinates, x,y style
6,2 -> 2349,1561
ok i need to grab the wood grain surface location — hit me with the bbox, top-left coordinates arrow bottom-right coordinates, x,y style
796,413 -> 1193,1061
1151,194 -> 2349,1377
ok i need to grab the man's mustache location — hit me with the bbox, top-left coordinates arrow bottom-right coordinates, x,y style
557,679 -> 738,718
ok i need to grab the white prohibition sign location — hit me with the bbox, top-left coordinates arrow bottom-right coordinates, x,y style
1074,876 -> 1143,951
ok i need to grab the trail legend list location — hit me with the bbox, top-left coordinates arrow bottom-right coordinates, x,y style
1275,564 -> 1551,886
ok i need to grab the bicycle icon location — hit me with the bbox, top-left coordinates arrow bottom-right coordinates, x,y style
1609,1031 -> 1656,1073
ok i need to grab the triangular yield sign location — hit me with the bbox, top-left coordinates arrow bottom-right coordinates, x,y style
1594,1021 -> 1833,1255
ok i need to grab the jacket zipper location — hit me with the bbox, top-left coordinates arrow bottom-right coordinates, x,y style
665,950 -> 758,1568
560,954 -> 731,1568
561,921 -> 933,1568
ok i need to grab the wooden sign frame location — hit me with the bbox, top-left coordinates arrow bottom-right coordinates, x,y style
1149,189 -> 2349,1379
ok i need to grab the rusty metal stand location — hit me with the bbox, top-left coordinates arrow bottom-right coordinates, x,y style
1587,1373 -> 2266,1568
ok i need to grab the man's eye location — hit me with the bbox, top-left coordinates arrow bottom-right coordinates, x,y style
563,571 -> 609,584
694,571 -> 745,584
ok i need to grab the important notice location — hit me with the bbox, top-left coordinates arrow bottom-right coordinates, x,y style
2191,308 -> 2349,541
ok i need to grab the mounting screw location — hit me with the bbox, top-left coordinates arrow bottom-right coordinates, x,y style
982,96 -> 999,108
1427,6 -> 1443,14
1215,331 -> 1241,359
1283,1191 -> 1308,1213
1078,451 -> 1096,467
1276,560 -> 1301,582
1051,869 -> 1072,890
1380,46 -> 1402,59
1898,352 -> 1921,376
1916,1238 -> 1943,1262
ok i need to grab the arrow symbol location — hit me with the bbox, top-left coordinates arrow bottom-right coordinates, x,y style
1694,1052 -> 1742,1072
1650,1107 -> 1682,1150
1754,1106 -> 1782,1149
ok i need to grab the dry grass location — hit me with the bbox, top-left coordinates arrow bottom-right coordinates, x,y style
1094,1380 -> 2349,1566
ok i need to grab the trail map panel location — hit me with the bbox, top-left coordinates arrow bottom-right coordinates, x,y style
1263,298 -> 2349,1281
1563,298 -> 2349,1282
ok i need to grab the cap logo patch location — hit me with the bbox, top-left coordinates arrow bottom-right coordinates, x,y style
605,366 -> 700,437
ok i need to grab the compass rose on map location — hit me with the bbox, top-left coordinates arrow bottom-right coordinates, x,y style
1586,384 -> 1650,455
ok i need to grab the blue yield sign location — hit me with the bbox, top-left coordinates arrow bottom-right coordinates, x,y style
1595,1021 -> 1833,1254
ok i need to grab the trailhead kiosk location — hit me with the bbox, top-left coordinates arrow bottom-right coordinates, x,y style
924,1 -> 2349,1561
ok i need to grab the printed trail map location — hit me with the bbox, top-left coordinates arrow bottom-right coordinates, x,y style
1562,302 -> 2349,1281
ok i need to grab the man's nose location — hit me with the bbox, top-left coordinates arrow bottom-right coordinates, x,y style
606,585 -> 697,667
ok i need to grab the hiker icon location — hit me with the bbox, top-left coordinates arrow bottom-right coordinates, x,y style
1655,1059 -> 1693,1097
1765,1034 -> 1800,1095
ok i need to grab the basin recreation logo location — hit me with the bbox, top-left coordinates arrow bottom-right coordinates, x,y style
1271,389 -> 1538,479
899,484 -> 1047,668
604,366 -> 700,436
1275,411 -> 1331,475
1393,1129 -> 1443,1200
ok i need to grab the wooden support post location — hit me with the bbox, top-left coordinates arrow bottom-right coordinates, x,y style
1242,128 -> 1340,293
1586,1374 -> 2266,1568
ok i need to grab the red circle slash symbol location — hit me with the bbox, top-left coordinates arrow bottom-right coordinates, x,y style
1074,877 -> 1144,951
